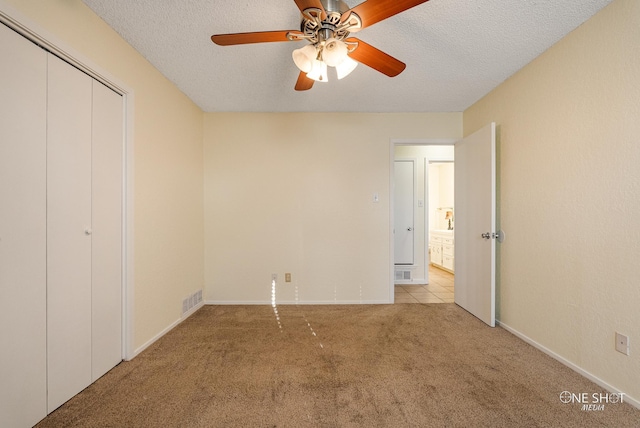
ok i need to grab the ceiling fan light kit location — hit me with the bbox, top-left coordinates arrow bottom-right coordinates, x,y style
292,44 -> 318,73
211,0 -> 430,91
322,38 -> 348,67
292,36 -> 355,81
306,58 -> 329,82
335,56 -> 359,80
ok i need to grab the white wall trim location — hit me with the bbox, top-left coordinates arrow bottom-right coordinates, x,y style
123,96 -> 135,361
388,140 -> 395,303
393,279 -> 426,285
394,139 -> 458,146
498,320 -> 639,410
204,300 -> 391,306
0,1 -> 136,361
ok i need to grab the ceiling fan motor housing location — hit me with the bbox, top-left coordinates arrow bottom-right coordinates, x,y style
300,0 -> 361,46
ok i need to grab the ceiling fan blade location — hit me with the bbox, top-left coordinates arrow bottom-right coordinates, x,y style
344,0 -> 430,29
295,72 -> 315,91
293,0 -> 327,20
211,30 -> 303,46
346,38 -> 406,77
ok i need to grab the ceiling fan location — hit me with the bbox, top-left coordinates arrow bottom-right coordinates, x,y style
211,0 -> 430,91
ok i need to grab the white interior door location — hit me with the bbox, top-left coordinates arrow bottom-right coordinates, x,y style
394,160 -> 415,265
47,53 -> 93,412
454,123 -> 496,327
0,23 -> 48,428
91,80 -> 123,381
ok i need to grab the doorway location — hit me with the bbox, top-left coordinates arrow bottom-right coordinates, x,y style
391,141 -> 455,299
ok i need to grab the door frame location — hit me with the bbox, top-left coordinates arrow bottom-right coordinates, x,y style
389,139 -> 457,302
0,3 -> 136,360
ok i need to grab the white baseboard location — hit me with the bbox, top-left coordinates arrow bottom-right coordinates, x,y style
394,278 -> 426,285
498,320 -> 639,410
130,301 -> 204,359
204,299 -> 391,305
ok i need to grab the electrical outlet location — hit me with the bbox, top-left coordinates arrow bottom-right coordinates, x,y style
615,332 -> 630,355
285,273 -> 291,282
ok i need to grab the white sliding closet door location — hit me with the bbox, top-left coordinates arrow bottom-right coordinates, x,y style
91,80 -> 123,381
46,54 -> 93,413
0,23 -> 48,428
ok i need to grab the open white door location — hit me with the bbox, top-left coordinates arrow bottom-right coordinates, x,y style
454,123 -> 496,327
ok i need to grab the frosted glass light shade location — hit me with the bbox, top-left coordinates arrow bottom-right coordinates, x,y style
322,38 -> 348,67
335,56 -> 358,79
306,59 -> 328,82
292,44 -> 317,73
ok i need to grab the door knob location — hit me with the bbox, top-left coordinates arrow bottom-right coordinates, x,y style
407,227 -> 413,231
481,232 -> 491,239
85,228 -> 92,236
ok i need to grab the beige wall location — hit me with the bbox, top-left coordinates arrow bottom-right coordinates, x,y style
204,113 -> 461,303
2,0 -> 205,352
464,0 -> 640,402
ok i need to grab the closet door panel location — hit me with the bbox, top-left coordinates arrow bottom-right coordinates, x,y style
0,23 -> 48,428
46,53 -> 93,413
91,80 -> 123,381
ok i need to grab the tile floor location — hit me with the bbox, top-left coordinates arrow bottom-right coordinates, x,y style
394,265 -> 454,303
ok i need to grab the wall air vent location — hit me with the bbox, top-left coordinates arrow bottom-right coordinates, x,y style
395,270 -> 411,281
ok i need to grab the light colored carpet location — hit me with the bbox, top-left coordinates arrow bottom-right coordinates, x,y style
36,304 -> 639,427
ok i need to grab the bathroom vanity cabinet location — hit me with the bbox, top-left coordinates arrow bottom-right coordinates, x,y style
430,230 -> 454,273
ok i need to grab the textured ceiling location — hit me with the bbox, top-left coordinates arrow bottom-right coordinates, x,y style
82,0 -> 612,113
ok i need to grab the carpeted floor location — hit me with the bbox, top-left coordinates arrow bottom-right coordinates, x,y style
36,304 -> 639,427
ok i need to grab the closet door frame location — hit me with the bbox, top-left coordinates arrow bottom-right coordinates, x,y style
0,2 -> 135,360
